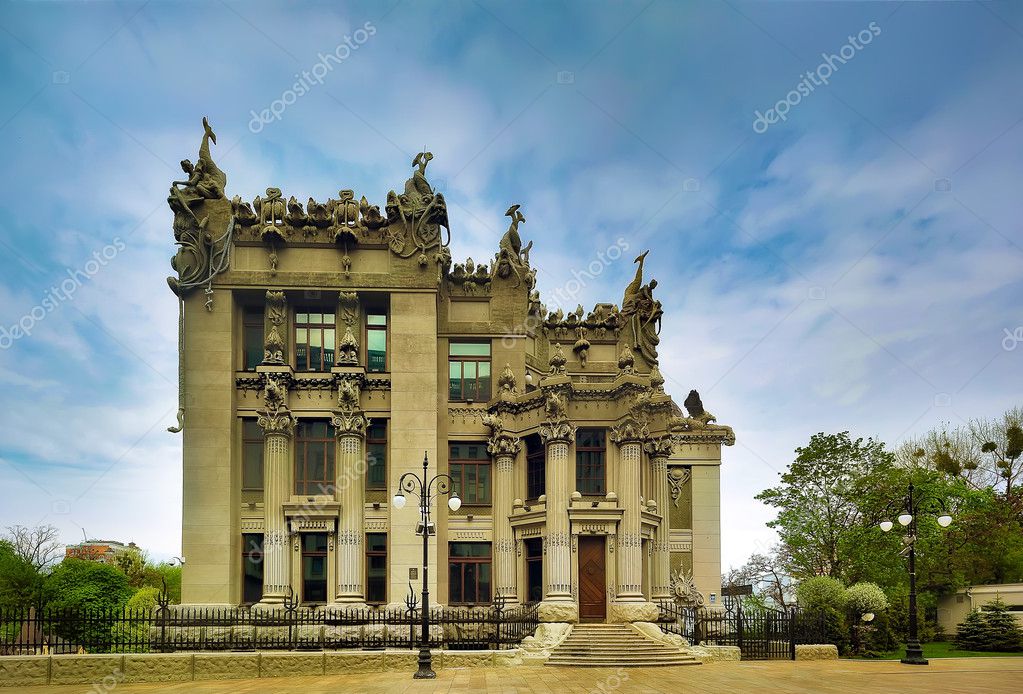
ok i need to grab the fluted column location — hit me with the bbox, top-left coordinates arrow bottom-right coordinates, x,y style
489,432 -> 521,603
645,437 -> 673,600
332,376 -> 367,603
257,375 -> 296,604
611,431 -> 644,600
539,420 -> 574,603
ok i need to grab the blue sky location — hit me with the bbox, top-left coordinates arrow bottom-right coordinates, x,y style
0,0 -> 1020,570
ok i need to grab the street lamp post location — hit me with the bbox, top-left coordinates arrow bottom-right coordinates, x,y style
879,483 -> 953,666
392,452 -> 461,679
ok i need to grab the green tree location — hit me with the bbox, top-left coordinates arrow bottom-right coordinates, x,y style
955,598 -> 1023,652
43,559 -> 132,652
757,432 -> 895,580
110,586 -> 161,653
0,540 -> 42,610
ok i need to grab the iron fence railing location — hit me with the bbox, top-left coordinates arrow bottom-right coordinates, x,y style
655,600 -> 827,660
0,601 -> 540,656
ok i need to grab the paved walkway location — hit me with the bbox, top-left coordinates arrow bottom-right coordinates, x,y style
18,659 -> 1023,693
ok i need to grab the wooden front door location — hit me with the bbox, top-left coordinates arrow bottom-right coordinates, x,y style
578,536 -> 606,621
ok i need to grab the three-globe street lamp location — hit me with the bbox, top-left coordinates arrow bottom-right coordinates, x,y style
879,483 -> 953,665
392,452 -> 461,679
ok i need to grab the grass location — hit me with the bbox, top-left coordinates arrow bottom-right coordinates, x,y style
857,641 -> 1023,659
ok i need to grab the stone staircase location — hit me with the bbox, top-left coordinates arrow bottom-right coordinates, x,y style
546,623 -> 700,667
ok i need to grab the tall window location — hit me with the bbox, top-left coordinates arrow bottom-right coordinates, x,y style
366,420 -> 387,491
449,542 -> 491,605
575,429 -> 606,495
366,313 -> 387,372
366,533 -> 387,604
242,306 -> 264,371
525,434 -> 545,500
295,310 -> 335,371
448,342 -> 492,402
242,533 -> 263,604
301,533 -> 328,604
295,420 -> 335,495
449,443 -> 491,505
242,419 -> 264,491
524,538 -> 543,603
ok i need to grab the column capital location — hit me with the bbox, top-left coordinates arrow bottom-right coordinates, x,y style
258,374 -> 296,437
332,375 -> 367,438
644,435 -> 674,459
488,432 -> 521,457
610,417 -> 649,445
539,419 -> 575,445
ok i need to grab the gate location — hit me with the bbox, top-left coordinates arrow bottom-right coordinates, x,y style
657,601 -> 826,660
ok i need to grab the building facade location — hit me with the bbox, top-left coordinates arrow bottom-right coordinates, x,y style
167,120 -> 734,623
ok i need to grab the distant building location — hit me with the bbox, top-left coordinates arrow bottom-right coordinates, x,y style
167,120 -> 734,624
64,540 -> 137,565
937,583 -> 1023,634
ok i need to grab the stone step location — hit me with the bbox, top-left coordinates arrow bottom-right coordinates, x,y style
547,657 -> 700,667
546,623 -> 700,667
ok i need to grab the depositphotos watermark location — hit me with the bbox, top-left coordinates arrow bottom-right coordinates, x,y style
752,21 -> 881,134
1003,327 -> 1023,351
0,238 -> 125,350
249,22 -> 377,133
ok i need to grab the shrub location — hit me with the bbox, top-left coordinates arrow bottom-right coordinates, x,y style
110,586 -> 161,652
845,583 -> 889,617
796,576 -> 847,613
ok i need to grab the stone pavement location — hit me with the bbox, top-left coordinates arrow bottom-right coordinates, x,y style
15,659 -> 1023,693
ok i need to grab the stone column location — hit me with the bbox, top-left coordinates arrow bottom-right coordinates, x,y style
612,430 -> 644,600
538,417 -> 576,622
333,413 -> 367,602
608,421 -> 658,622
645,437 -> 673,600
488,431 -> 521,603
257,374 -> 296,604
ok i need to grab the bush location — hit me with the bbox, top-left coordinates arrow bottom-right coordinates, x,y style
845,583 -> 889,617
796,576 -> 847,612
110,586 -> 161,652
955,598 -> 1023,652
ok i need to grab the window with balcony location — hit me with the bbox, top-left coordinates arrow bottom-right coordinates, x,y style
366,313 -> 387,372
366,420 -> 387,491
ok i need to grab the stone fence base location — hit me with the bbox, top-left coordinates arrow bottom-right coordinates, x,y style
794,644 -> 839,661
0,649 -> 522,688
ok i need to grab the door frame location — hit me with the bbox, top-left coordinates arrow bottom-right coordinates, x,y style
577,535 -> 607,622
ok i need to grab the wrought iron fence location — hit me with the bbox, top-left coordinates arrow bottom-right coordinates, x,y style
0,600 -> 540,656
656,600 -> 827,660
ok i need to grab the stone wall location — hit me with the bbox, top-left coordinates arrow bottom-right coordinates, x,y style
0,649 -> 520,688
794,644 -> 839,661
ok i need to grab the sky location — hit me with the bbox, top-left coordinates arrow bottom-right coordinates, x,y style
0,0 -> 1021,572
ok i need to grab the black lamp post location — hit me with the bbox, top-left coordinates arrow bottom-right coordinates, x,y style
392,452 -> 461,679
879,483 -> 953,665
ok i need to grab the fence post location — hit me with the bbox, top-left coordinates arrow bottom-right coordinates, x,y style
737,604 -> 744,653
789,607 -> 797,660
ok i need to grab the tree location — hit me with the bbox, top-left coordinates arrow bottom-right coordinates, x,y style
845,582 -> 889,617
0,541 -> 42,610
723,550 -> 795,608
757,432 -> 895,580
43,559 -> 132,652
901,407 -> 1023,515
3,525 -> 62,571
114,547 -> 149,588
955,598 -> 1023,652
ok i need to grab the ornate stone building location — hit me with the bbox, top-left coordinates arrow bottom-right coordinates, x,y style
167,120 -> 734,623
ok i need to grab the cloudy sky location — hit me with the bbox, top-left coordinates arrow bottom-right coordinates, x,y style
0,1 -> 1020,571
